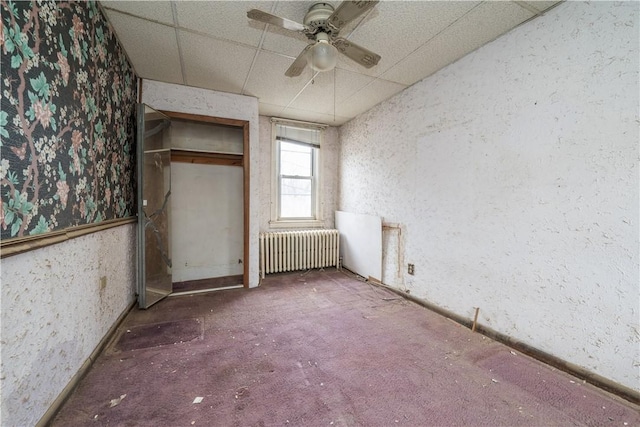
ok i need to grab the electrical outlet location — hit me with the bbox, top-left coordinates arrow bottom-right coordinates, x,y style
408,264 -> 415,275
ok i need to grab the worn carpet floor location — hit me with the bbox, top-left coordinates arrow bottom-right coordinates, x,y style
51,269 -> 639,426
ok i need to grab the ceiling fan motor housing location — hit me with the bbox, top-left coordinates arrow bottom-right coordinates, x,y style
304,2 -> 339,39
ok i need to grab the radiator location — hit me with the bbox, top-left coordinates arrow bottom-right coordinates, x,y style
259,229 -> 340,278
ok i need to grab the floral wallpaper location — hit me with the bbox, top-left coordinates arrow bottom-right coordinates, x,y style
0,0 -> 137,240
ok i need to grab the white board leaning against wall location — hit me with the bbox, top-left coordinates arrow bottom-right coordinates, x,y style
335,211 -> 382,281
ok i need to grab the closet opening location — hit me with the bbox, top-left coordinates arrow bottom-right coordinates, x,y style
163,111 -> 250,293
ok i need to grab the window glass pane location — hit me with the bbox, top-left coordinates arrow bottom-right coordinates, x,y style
281,177 -> 311,196
280,178 -> 312,218
280,142 -> 311,176
281,195 -> 312,217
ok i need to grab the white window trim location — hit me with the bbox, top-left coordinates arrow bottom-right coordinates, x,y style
270,118 -> 326,229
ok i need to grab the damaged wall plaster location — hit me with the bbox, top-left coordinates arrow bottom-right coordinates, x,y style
338,1 -> 639,392
1,224 -> 136,426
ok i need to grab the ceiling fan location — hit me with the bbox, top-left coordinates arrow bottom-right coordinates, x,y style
247,1 -> 382,77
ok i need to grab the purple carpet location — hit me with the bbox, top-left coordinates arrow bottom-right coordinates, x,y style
51,269 -> 640,426
112,318 -> 203,352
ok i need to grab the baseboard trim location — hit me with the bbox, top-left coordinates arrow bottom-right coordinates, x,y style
365,276 -> 640,407
37,300 -> 137,427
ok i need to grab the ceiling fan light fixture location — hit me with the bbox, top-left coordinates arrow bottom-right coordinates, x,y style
247,2 -> 381,77
307,33 -> 337,72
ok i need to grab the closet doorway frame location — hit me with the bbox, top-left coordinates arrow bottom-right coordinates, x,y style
161,110 -> 250,289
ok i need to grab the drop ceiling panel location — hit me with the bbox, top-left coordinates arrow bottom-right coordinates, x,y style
334,68 -> 378,104
102,0 -> 174,25
261,28 -> 310,58
258,102 -> 286,118
288,71 -> 335,115
174,1 -> 273,47
289,68 -> 375,115
105,10 -> 183,84
336,78 -> 406,119
101,0 -> 560,126
280,105 -> 350,126
180,31 -> 256,94
243,51 -> 311,106
382,1 -> 535,86
333,1 -> 481,79
259,102 -> 349,126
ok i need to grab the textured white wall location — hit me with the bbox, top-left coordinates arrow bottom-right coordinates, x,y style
258,116 -> 339,231
170,119 -> 244,153
339,1 -> 639,391
172,163 -> 244,282
0,224 -> 136,426
141,80 -> 260,287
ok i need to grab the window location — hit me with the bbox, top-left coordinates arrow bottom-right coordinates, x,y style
279,140 -> 315,218
271,119 -> 325,227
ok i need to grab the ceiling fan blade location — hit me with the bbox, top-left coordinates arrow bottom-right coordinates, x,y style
247,9 -> 306,32
328,1 -> 379,29
285,45 -> 312,77
333,38 -> 381,68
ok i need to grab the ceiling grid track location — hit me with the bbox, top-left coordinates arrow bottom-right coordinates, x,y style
280,70 -> 321,116
241,2 -> 279,95
339,1 -> 486,107
102,7 -> 299,60
513,1 -> 543,16
171,1 -> 188,85
104,1 -> 563,125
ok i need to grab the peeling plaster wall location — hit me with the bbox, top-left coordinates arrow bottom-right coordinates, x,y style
141,80 -> 260,287
338,1 -> 639,391
0,224 -> 136,426
258,116 -> 339,231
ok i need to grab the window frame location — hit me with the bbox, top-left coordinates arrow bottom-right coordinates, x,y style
270,118 -> 326,229
277,139 -> 317,219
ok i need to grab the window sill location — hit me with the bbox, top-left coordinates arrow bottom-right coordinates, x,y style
268,219 -> 325,230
